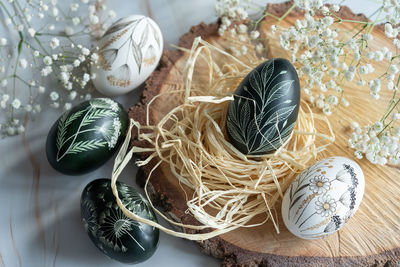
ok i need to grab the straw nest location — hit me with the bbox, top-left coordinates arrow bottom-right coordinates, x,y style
111,37 -> 334,241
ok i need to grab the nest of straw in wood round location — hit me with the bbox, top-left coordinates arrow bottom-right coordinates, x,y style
111,37 -> 335,240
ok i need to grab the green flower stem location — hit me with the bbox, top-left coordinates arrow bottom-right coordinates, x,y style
264,12 -> 280,21
264,2 -> 296,24
14,75 -> 31,87
278,3 -> 296,23
382,97 -> 400,124
0,2 -> 16,25
378,119 -> 394,138
10,50 -> 21,120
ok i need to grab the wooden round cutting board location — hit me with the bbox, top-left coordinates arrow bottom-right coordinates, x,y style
129,2 -> 400,266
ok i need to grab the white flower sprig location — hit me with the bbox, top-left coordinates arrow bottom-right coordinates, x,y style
0,0 -> 116,138
214,0 -> 400,166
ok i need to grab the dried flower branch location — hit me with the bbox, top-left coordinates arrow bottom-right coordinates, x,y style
0,0 -> 116,137
215,0 -> 400,166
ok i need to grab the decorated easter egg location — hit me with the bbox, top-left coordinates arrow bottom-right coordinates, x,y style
226,58 -> 300,155
91,15 -> 163,96
46,98 -> 128,175
81,179 -> 159,264
281,157 -> 365,240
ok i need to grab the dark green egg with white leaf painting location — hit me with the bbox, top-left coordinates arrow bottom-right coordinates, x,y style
81,179 -> 159,264
46,98 -> 128,175
226,58 -> 300,155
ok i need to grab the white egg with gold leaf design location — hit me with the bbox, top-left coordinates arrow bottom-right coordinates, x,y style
91,15 -> 163,96
281,156 -> 365,240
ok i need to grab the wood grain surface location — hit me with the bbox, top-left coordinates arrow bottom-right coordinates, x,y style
130,2 -> 400,266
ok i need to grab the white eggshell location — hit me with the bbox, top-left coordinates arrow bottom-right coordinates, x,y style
281,156 -> 365,240
91,15 -> 163,96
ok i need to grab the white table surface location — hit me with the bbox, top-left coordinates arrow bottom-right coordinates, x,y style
0,0 -> 380,266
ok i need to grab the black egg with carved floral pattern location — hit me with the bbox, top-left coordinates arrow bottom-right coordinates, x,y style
81,178 -> 159,264
226,58 -> 300,155
46,98 -> 128,175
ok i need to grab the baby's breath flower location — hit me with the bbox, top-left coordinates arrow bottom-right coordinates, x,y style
50,91 -> 59,101
70,3 -> 79,11
52,7 -> 59,16
270,24 -> 277,35
255,43 -> 264,54
89,15 -> 99,24
72,17 -> 80,25
237,24 -> 247,34
50,38 -> 60,49
387,81 -> 394,90
108,10 -> 116,18
51,102 -> 60,109
11,99 -> 21,109
354,150 -> 363,159
0,38 -> 7,46
389,64 -> 399,74
43,56 -> 53,65
69,91 -> 77,100
81,47 -> 90,56
392,113 -> 400,120
374,51 -> 384,61
373,121 -> 384,132
90,53 -> 99,62
240,45 -> 247,55
28,28 -> 36,37
83,73 -> 90,82
250,30 -> 260,40
1,80 -> 8,87
64,102 -> 72,110
395,127 -> 400,138
65,26 -> 74,36
7,127 -> 15,136
41,66 -> 53,76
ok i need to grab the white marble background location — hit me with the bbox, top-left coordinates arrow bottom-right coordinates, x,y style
0,0 -> 380,266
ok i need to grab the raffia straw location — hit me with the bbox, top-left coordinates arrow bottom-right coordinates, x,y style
111,37 -> 335,241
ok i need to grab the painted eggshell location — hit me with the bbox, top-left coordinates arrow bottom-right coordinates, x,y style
91,15 -> 163,96
46,98 -> 128,175
281,156 -> 365,240
81,178 -> 159,264
226,58 -> 300,155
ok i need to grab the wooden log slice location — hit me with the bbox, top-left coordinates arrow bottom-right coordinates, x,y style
129,2 -> 400,266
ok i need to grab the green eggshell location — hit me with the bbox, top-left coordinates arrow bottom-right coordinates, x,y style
46,98 -> 128,175
81,178 -> 159,264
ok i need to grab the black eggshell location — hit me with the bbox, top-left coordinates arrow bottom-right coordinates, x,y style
226,58 -> 300,155
81,178 -> 159,264
46,98 -> 128,175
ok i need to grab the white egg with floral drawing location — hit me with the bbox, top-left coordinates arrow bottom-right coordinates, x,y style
281,156 -> 365,240
91,15 -> 163,96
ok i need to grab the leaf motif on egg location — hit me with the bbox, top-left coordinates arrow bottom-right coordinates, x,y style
55,98 -> 122,162
99,17 -> 160,87
92,15 -> 163,96
227,59 -> 298,155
